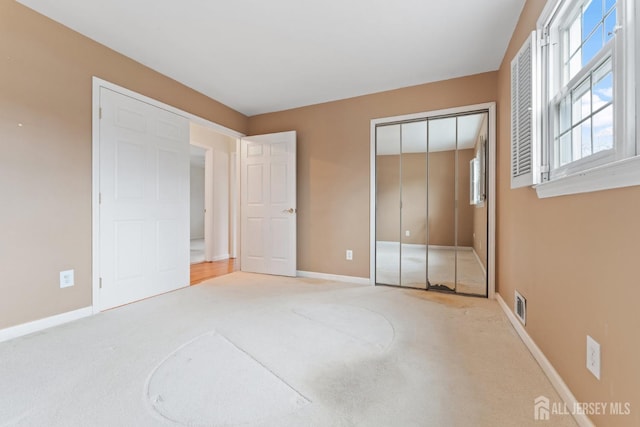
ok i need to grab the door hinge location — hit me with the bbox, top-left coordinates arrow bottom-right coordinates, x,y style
99,192 -> 102,204
99,277 -> 103,289
99,107 -> 102,120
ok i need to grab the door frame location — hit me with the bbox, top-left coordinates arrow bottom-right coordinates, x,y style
91,77 -> 244,312
369,102 -> 497,299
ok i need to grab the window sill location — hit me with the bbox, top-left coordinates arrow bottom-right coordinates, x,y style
534,155 -> 640,198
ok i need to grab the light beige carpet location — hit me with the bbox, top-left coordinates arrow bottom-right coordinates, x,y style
376,241 -> 487,295
0,272 -> 577,426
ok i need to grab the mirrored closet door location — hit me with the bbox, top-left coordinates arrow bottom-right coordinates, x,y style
400,121 -> 428,289
375,124 -> 403,286
375,111 -> 488,296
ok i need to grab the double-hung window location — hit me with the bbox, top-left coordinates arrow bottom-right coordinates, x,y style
513,0 -> 637,197
549,0 -> 617,174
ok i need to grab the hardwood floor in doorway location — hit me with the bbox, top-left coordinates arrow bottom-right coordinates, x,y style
190,259 -> 239,285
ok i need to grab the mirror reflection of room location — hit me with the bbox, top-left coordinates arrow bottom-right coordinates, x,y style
375,112 -> 488,296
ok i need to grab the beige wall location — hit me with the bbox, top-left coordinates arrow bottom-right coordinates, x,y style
497,1 -> 640,425
376,150 -> 475,248
249,72 -> 497,277
0,2 -> 248,330
402,153 -> 428,245
425,149 -> 475,247
375,155 -> 402,242
426,151 -> 455,246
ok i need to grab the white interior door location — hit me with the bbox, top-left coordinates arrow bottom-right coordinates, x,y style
99,88 -> 190,310
241,131 -> 296,276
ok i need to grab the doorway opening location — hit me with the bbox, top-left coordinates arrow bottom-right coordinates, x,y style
189,122 -> 241,284
190,145 -> 206,264
370,103 -> 496,298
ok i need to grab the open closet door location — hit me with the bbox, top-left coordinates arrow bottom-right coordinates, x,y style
240,131 -> 297,276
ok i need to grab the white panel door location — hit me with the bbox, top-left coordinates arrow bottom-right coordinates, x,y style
99,88 -> 190,310
241,131 -> 296,276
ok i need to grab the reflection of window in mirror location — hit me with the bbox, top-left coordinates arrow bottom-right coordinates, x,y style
470,136 -> 486,207
470,158 -> 480,205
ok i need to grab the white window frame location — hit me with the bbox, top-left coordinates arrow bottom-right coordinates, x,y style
534,0 -> 637,198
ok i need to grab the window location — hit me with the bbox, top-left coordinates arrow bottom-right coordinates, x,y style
547,0 -> 620,177
513,0 -> 637,197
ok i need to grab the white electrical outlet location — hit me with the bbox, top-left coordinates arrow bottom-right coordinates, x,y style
60,270 -> 74,288
586,335 -> 601,380
346,250 -> 353,261
405,230 -> 410,237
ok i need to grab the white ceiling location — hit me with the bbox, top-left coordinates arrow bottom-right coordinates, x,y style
376,113 -> 486,155
16,0 -> 525,116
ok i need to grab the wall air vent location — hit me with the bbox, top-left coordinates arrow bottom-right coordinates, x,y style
514,290 -> 526,325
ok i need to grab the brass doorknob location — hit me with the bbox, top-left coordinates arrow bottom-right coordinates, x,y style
282,208 -> 297,214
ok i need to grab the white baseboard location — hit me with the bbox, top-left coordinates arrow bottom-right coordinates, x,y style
0,306 -> 94,344
426,244 -> 454,250
496,294 -> 594,427
208,254 -> 230,262
296,270 -> 370,286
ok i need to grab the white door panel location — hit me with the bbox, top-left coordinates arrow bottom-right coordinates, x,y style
241,131 -> 296,276
99,88 -> 189,310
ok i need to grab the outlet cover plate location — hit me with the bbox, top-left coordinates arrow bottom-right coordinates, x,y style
346,250 -> 353,261
586,335 -> 601,380
60,269 -> 75,288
